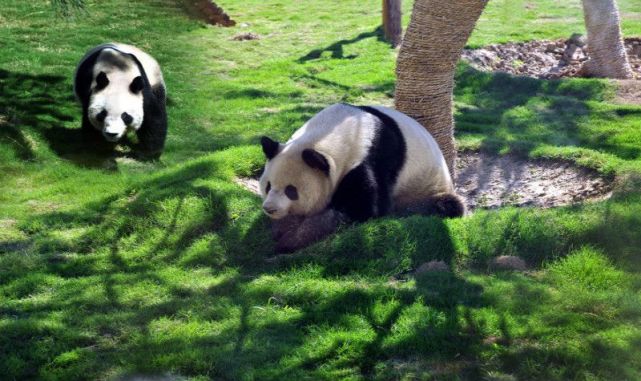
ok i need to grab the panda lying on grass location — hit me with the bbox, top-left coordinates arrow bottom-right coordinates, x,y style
74,43 -> 167,159
259,103 -> 465,253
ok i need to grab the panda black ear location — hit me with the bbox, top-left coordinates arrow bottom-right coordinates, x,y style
302,149 -> 330,176
130,76 -> 144,94
96,71 -> 109,90
261,136 -> 281,160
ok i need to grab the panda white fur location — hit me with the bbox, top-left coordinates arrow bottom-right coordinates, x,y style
259,103 -> 465,252
74,43 -> 167,158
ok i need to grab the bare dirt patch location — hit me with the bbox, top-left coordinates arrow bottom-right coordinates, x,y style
615,79 -> 641,105
235,151 -> 613,212
455,152 -> 612,210
186,0 -> 235,27
462,36 -> 641,80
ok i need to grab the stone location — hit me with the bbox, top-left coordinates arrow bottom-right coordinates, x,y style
415,260 -> 450,273
490,256 -> 527,271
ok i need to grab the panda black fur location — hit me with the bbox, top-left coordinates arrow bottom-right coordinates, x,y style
74,43 -> 167,159
259,103 -> 465,253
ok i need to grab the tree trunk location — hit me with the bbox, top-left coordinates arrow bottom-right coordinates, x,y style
581,0 -> 632,79
382,0 -> 402,48
395,0 -> 487,178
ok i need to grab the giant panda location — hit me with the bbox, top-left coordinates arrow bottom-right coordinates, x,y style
74,43 -> 167,159
259,103 -> 465,253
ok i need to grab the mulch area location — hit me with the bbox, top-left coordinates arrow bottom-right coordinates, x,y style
462,35 -> 641,79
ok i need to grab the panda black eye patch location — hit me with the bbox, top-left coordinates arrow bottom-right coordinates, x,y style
95,71 -> 109,90
285,185 -> 299,200
96,109 -> 107,122
121,112 -> 133,125
130,76 -> 144,93
266,182 -> 271,194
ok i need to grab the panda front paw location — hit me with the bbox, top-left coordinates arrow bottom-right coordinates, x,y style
271,215 -> 305,241
272,209 -> 346,253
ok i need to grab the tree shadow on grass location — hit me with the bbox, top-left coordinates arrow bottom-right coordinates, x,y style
3,156 -> 641,379
298,26 -> 386,63
454,64 -> 641,161
0,152 -> 491,379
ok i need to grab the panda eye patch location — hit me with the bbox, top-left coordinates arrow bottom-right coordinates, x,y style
130,76 -> 144,93
285,185 -> 298,200
96,71 -> 109,90
121,112 -> 133,125
96,109 -> 107,122
266,182 -> 271,194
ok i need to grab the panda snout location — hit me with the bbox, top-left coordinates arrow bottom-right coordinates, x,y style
263,205 -> 278,215
104,131 -> 119,139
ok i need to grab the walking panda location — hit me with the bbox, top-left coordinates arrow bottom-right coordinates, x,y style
259,103 -> 465,252
74,43 -> 167,159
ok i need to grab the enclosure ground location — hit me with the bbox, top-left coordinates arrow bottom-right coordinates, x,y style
462,37 -> 641,80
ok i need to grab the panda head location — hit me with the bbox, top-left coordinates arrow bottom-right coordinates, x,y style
87,49 -> 145,142
259,136 -> 334,220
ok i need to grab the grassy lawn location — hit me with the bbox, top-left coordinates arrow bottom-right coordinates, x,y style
1,0 -> 641,379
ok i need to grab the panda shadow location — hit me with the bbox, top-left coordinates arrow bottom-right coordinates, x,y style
42,126 -> 132,169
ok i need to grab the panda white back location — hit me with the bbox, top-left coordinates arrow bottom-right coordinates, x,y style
288,103 -> 377,187
365,106 -> 454,206
75,43 -> 164,92
287,104 -> 453,203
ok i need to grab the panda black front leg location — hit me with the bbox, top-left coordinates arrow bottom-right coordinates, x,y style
330,164 -> 382,222
134,85 -> 167,160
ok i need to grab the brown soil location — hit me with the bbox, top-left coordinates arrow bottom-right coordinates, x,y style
235,151 -> 613,212
461,36 -> 641,80
187,0 -> 235,27
616,79 -> 641,104
455,152 -> 612,210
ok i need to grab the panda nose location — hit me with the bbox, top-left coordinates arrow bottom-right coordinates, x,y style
263,206 -> 277,215
104,132 -> 119,139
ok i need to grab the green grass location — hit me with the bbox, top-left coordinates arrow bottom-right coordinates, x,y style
1,0 -> 641,379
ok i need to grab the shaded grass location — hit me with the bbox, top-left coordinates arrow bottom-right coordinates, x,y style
1,0 -> 641,380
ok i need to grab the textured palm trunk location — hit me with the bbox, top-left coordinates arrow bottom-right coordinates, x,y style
581,0 -> 633,79
395,0 -> 487,178
382,0 -> 402,48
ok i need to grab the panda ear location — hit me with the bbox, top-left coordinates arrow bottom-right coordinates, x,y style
96,71 -> 109,90
302,149 -> 330,176
261,136 -> 282,160
130,76 -> 144,94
